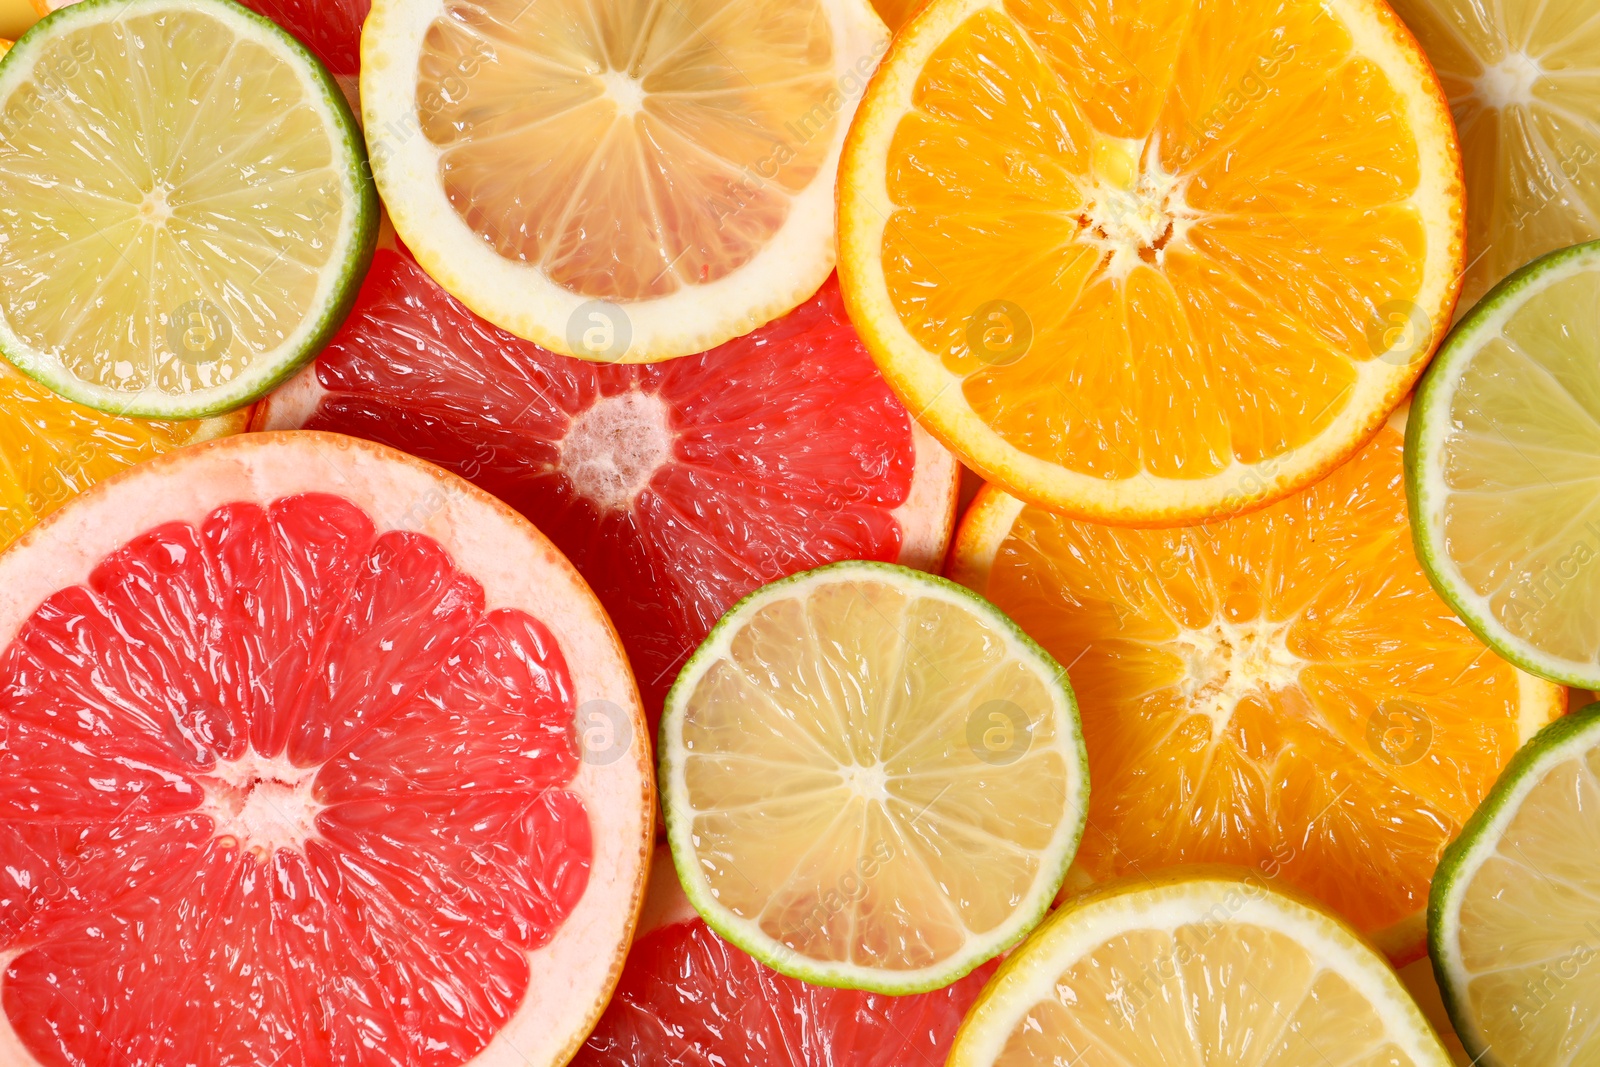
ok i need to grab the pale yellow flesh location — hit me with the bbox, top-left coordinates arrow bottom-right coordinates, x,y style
0,7 -> 346,399
679,577 -> 1075,973
417,0 -> 839,301
1390,0 -> 1600,310
1453,748 -> 1600,1066
1438,268 -> 1600,667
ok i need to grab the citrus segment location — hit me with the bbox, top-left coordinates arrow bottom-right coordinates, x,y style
1407,241 -> 1600,688
951,418 -> 1563,954
0,359 -> 245,553
948,873 -> 1453,1067
1390,0 -> 1600,310
361,0 -> 888,361
839,0 -> 1465,523
0,432 -> 650,1067
661,560 -> 1087,993
0,0 -> 376,418
575,845 -> 995,1064
255,247 -> 957,721
1430,704 -> 1600,1067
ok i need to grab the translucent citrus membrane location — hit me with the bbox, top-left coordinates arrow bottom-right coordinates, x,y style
0,360 -> 239,551
1391,0 -> 1600,310
0,8 -> 346,399
575,913 -> 994,1065
0,493 -> 591,1065
993,921 -> 1423,1066
1437,267 -> 1600,668
678,576 -> 1073,972
882,0 -> 1430,480
984,425 -> 1545,934
1451,745 -> 1600,1066
417,0 -> 837,301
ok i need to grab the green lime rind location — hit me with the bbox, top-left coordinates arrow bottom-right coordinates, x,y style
659,558 -> 1090,995
1428,701 -> 1600,1067
1405,239 -> 1600,688
0,0 -> 377,421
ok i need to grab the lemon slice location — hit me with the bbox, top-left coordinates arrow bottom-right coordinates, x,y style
660,560 -> 1087,994
0,0 -> 377,418
1407,241 -> 1600,687
1430,703 -> 1600,1067
360,0 -> 888,363
1391,0 -> 1600,310
951,872 -> 1453,1067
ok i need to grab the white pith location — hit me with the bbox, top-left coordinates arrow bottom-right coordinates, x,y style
1473,52 -> 1544,110
1172,617 -> 1302,740
0,432 -> 652,1067
198,751 -> 323,858
561,391 -> 675,511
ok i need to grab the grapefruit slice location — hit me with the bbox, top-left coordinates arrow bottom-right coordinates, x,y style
0,432 -> 651,1067
359,0 -> 889,362
950,413 -> 1564,960
254,247 -> 958,721
575,845 -> 996,1065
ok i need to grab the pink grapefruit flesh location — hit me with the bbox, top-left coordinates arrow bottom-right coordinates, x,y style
255,249 -> 958,720
573,847 -> 994,1065
0,431 -> 651,1067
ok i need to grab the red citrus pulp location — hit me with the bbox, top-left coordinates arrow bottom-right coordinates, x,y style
0,433 -> 651,1067
256,248 -> 958,720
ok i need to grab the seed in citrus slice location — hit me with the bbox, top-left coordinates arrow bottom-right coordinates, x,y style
1430,703 -> 1600,1067
1390,0 -> 1600,311
0,360 -> 246,554
950,414 -> 1564,960
948,871 -> 1453,1067
254,247 -> 958,723
575,844 -> 995,1065
660,560 -> 1087,994
360,0 -> 888,363
1407,241 -> 1600,688
0,0 -> 377,419
0,431 -> 651,1067
838,0 -> 1466,524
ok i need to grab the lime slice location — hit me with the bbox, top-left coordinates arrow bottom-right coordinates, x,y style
0,0 -> 376,418
1430,703 -> 1600,1067
950,872 -> 1453,1066
659,560 -> 1087,994
1406,240 -> 1600,686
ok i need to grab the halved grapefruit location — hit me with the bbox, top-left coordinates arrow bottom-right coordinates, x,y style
574,845 -> 995,1065
254,247 -> 958,720
0,432 -> 652,1067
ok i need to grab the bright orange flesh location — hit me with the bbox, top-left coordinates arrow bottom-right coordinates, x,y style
957,423 -> 1560,940
850,0 -> 1462,521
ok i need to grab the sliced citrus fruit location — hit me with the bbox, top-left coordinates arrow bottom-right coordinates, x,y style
950,413 -> 1565,959
576,844 -> 995,1064
1391,0 -> 1600,311
871,0 -> 923,31
360,0 -> 888,362
1430,702 -> 1600,1067
0,361 -> 246,554
0,0 -> 377,419
255,247 -> 958,722
0,431 -> 651,1067
0,37 -> 11,53
949,871 -> 1453,1067
1407,241 -> 1600,688
838,0 -> 1466,524
660,560 -> 1088,993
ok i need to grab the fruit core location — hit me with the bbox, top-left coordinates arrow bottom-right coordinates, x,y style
1173,617 -> 1302,740
601,70 -> 647,119
196,750 -> 322,859
1474,53 -> 1543,109
561,389 -> 675,510
1076,142 -> 1189,278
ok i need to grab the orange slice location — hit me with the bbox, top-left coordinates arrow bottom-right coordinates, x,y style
361,0 -> 889,363
949,412 -> 1563,960
839,0 -> 1466,524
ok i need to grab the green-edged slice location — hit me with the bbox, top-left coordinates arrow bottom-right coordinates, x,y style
1407,240 -> 1600,687
660,560 -> 1087,994
1430,703 -> 1600,1067
0,0 -> 376,418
